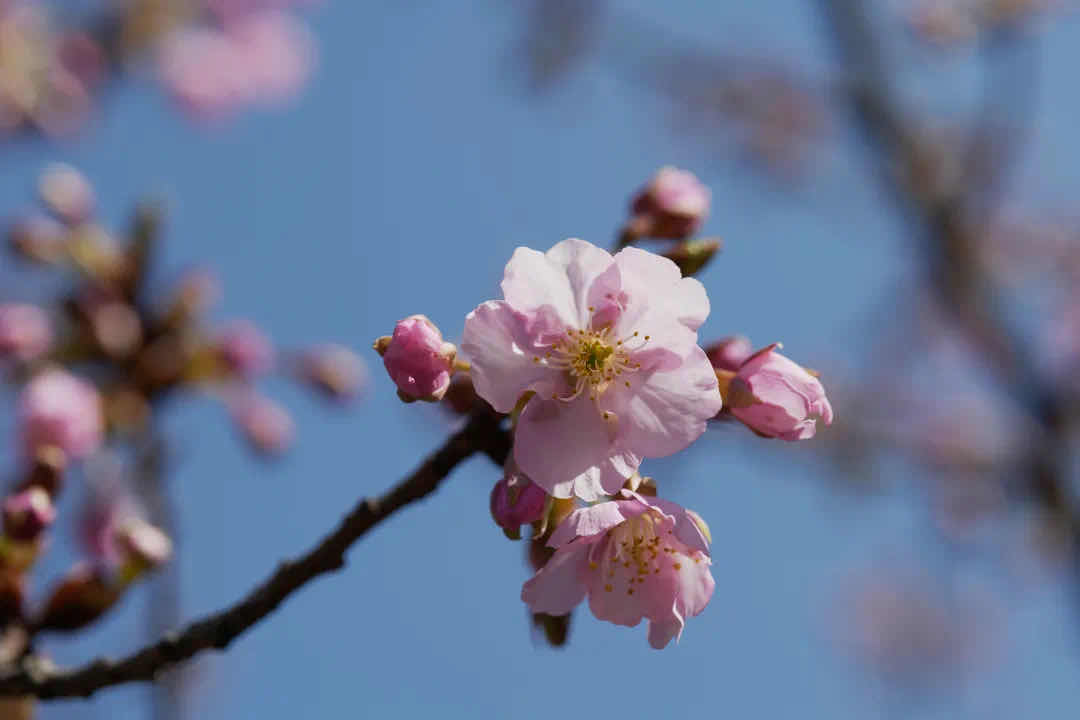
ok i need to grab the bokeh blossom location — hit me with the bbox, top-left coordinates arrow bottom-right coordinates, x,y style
522,490 -> 714,649
728,343 -> 833,440
0,303 -> 52,362
18,369 -> 103,461
462,238 -> 722,500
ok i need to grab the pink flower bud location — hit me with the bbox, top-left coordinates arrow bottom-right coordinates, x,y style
377,315 -> 457,402
216,320 -> 274,377
19,370 -> 103,461
728,343 -> 833,441
230,392 -> 294,456
705,335 -> 752,372
490,462 -> 547,539
38,163 -> 94,225
629,166 -> 711,240
298,344 -> 367,401
2,487 -> 55,543
0,303 -> 52,362
7,214 -> 68,264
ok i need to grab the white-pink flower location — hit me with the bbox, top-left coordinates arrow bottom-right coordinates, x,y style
462,238 -> 722,500
0,303 -> 52,362
522,490 -> 714,649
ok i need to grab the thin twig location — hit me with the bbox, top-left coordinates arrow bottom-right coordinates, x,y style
0,411 -> 509,699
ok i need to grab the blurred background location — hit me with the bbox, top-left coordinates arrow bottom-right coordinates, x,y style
2,0 -> 1080,717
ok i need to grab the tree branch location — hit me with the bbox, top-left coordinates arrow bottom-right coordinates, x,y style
0,411 -> 510,700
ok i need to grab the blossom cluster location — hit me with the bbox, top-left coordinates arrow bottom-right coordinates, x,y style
0,0 -> 318,138
374,167 -> 833,648
0,164 -> 364,638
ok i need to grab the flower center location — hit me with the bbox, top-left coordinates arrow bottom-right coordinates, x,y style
588,510 -> 694,596
534,321 -> 648,407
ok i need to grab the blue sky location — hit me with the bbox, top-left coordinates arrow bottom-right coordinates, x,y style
2,0 -> 1080,718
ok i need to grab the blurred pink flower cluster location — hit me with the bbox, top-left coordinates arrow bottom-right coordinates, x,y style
159,4 -> 315,120
0,164 -> 365,638
374,168 -> 834,648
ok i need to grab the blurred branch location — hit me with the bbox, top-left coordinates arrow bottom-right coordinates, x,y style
0,410 -> 510,700
815,0 -> 1074,530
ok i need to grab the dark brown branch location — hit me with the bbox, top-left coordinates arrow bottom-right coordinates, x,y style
0,411 -> 509,700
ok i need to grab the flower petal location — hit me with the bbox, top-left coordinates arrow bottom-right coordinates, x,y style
647,605 -> 685,649
514,396 -> 622,500
521,544 -> 589,616
501,239 -> 614,329
613,246 -> 710,331
461,301 -> 562,413
614,346 -> 722,458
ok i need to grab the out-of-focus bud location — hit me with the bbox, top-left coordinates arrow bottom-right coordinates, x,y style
298,344 -> 367,402
705,335 -> 753,373
229,392 -> 294,456
728,343 -> 833,441
113,519 -> 172,581
2,487 -> 55,543
19,370 -> 104,461
35,564 -> 120,633
19,446 -> 67,498
626,166 -> 711,241
88,300 -> 142,358
103,386 -> 152,434
661,238 -> 722,277
164,268 -> 220,327
216,320 -> 274,377
7,215 -> 68,264
38,163 -> 94,225
0,304 -> 52,362
375,315 -> 457,403
490,463 -> 547,540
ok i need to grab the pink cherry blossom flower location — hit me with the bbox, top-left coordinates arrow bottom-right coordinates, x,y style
0,303 -> 52,362
216,320 -> 274,377
522,490 -> 714,649
19,369 -> 103,461
490,459 -> 547,538
158,11 -> 312,120
462,238 -> 722,500
378,315 -> 457,402
629,166 -> 711,240
728,343 -> 833,440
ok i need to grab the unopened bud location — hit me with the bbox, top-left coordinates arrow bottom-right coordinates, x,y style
230,392 -> 294,456
38,163 -> 95,225
35,564 -> 119,633
705,335 -> 753,373
662,238 -> 722,277
627,166 -> 711,241
216,320 -> 274,377
2,487 -> 56,543
490,463 -> 547,540
729,343 -> 834,441
113,519 -> 172,579
19,370 -> 104,461
7,215 -> 68,264
298,344 -> 367,402
0,304 -> 52,362
378,315 -> 457,403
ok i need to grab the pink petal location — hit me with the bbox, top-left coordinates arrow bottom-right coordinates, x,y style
613,346 -> 722,457
548,501 -> 636,548
501,239 -> 614,329
521,543 -> 589,616
647,606 -> 685,649
613,246 -> 710,331
514,395 -> 623,500
461,301 -> 562,413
